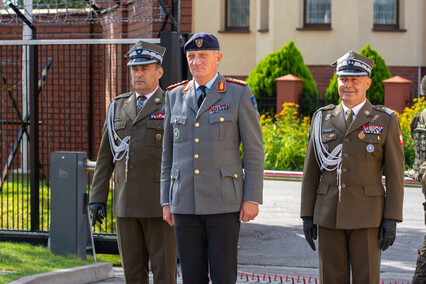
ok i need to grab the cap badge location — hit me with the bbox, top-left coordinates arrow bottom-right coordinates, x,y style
195,39 -> 203,48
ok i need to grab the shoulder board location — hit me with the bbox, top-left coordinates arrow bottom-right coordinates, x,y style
319,104 -> 336,111
373,105 -> 395,116
166,80 -> 189,91
114,92 -> 133,100
225,77 -> 248,86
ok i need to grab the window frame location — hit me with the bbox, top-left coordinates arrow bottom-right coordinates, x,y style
302,0 -> 331,30
225,0 -> 250,32
373,0 -> 400,31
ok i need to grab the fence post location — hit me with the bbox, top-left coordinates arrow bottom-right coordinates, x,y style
275,74 -> 304,114
383,76 -> 412,114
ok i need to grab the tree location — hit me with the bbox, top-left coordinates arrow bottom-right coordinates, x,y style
246,40 -> 317,101
324,43 -> 391,104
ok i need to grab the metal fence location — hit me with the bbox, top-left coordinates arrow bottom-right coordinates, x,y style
0,39 -> 165,242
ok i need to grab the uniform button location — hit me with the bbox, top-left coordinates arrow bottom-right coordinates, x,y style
342,168 -> 347,173
342,184 -> 346,188
130,152 -> 134,156
129,165 -> 133,169
195,170 -> 200,174
234,174 -> 238,178
131,139 -> 135,143
157,125 -> 161,129
133,126 -> 137,130
174,119 -> 177,124
194,154 -> 199,159
343,153 -> 348,157
170,175 -> 174,180
220,117 -> 224,122
195,122 -> 200,127
345,138 -> 349,142
195,138 -> 200,143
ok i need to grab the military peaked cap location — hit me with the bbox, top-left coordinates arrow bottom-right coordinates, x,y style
331,51 -> 375,77
125,40 -> 166,66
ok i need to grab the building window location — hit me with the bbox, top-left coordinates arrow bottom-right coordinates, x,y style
226,0 -> 250,31
373,0 -> 399,30
304,0 -> 331,29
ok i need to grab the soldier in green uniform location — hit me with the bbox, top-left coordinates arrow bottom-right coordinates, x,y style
90,41 -> 177,284
300,51 -> 405,284
407,75 -> 426,284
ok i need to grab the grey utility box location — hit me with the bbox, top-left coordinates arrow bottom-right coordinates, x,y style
50,151 -> 88,260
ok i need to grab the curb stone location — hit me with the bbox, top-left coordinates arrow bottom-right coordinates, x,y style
9,262 -> 114,284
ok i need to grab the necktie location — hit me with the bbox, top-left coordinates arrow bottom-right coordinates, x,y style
137,95 -> 147,111
198,86 -> 207,108
345,109 -> 354,128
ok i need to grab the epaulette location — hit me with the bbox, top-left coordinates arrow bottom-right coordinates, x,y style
114,92 -> 133,101
319,104 -> 336,111
225,77 -> 248,86
374,105 -> 395,116
166,80 -> 189,91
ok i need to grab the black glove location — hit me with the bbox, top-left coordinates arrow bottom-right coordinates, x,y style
302,216 -> 317,251
90,203 -> 106,226
378,218 -> 397,251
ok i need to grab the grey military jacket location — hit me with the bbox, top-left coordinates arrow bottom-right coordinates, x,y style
160,74 -> 264,215
90,88 -> 165,218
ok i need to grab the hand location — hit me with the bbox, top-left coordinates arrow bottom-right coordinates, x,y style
302,216 -> 317,251
378,218 -> 397,251
90,203 -> 106,226
163,205 -> 174,227
239,201 -> 259,222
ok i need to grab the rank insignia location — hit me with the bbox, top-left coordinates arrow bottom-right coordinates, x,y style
250,95 -> 258,110
366,144 -> 374,152
359,125 -> 383,135
210,103 -> 230,114
150,113 -> 164,120
218,81 -> 226,92
155,97 -> 161,103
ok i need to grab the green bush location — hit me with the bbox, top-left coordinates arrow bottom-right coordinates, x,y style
246,40 -> 318,114
324,43 -> 391,104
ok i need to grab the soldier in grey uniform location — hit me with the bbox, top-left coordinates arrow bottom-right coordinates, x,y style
407,75 -> 426,284
300,51 -> 405,284
161,33 -> 264,284
90,41 -> 177,284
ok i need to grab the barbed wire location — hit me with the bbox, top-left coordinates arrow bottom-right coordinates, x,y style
0,0 -> 167,25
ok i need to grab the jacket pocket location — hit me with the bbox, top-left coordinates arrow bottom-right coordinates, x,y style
363,185 -> 384,197
220,167 -> 243,205
113,120 -> 127,139
209,113 -> 234,141
317,183 -> 330,195
170,115 -> 187,142
146,120 -> 164,147
170,167 -> 180,205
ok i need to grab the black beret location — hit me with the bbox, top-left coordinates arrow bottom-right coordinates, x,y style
184,33 -> 220,53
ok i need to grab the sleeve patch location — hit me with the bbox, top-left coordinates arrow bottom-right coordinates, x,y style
250,95 -> 258,110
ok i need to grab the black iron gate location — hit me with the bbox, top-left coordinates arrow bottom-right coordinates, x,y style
0,37 -> 183,251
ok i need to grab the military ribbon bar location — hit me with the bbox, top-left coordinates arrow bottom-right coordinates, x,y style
210,103 -> 230,114
359,125 -> 383,134
150,113 -> 164,119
